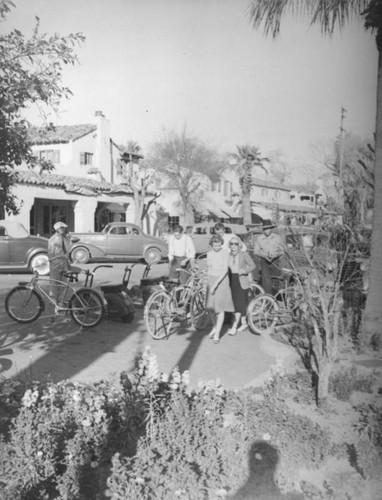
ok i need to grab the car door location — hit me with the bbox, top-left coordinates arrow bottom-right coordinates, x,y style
125,226 -> 142,257
106,226 -> 129,256
0,225 -> 10,264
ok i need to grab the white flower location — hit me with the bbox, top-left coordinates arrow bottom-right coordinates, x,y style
170,383 -> 178,390
82,417 -> 91,428
215,488 -> 228,497
262,433 -> 271,441
172,367 -> 181,384
135,477 -> 145,485
90,461 -> 98,468
255,453 -> 262,460
181,370 -> 190,386
205,410 -> 211,415
72,390 -> 81,403
161,373 -> 169,383
36,451 -> 43,458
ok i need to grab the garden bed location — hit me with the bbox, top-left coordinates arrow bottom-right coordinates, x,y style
0,346 -> 381,500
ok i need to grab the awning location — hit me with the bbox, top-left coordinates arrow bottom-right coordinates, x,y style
104,203 -> 126,213
251,204 -> 272,219
208,207 -> 228,218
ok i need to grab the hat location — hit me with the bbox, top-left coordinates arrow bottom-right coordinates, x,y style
262,219 -> 277,230
54,221 -> 68,231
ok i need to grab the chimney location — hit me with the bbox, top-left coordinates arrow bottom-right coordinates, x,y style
94,111 -> 111,182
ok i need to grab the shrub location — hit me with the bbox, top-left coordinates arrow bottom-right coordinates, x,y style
329,365 -> 374,402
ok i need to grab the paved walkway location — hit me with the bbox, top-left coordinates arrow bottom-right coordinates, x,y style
0,265 -> 297,390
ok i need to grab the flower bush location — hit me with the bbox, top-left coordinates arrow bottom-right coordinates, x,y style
0,348 -> 380,499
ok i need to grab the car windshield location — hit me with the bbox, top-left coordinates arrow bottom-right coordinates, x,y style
2,222 -> 29,238
102,224 -> 111,234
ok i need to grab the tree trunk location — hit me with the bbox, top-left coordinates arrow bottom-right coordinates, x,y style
316,356 -> 331,409
242,191 -> 252,226
363,45 -> 382,350
182,202 -> 195,227
133,190 -> 144,227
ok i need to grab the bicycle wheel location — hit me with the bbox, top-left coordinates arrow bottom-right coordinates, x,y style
144,291 -> 173,340
247,294 -> 279,335
190,287 -> 209,331
5,286 -> 44,323
69,288 -> 105,328
248,282 -> 265,300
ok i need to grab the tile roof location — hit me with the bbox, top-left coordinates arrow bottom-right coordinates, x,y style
16,170 -> 132,195
28,124 -> 97,145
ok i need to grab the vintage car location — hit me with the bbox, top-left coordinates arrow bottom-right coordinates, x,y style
0,220 -> 50,275
69,222 -> 168,264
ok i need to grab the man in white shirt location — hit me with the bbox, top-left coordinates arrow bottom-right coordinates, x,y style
168,224 -> 196,282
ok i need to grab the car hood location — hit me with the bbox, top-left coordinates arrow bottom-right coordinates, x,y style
25,235 -> 49,245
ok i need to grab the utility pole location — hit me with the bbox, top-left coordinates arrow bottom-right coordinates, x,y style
338,107 -> 347,211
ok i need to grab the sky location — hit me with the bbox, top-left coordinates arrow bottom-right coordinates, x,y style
3,0 -> 378,177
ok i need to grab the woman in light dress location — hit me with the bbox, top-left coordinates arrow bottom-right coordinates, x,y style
206,234 -> 234,344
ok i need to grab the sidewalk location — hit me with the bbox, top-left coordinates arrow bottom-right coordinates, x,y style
0,264 -> 298,390
1,306 -> 297,390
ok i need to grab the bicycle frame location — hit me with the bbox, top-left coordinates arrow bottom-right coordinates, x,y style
23,271 -> 98,313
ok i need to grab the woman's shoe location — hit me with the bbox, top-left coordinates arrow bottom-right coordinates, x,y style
213,338 -> 220,344
228,326 -> 238,336
237,323 -> 248,332
208,329 -> 217,339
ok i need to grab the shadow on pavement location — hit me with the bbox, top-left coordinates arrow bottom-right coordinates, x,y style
0,305 -> 141,382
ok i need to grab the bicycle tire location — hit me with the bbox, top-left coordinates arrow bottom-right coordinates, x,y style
248,282 -> 265,300
144,290 -> 173,340
247,294 -> 279,335
69,288 -> 105,328
5,286 -> 44,323
190,287 -> 209,331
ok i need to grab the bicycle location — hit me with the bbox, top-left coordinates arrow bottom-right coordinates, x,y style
5,266 -> 106,328
247,269 -> 303,335
144,265 -> 209,340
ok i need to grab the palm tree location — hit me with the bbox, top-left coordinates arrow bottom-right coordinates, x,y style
248,0 -> 382,348
229,145 -> 268,226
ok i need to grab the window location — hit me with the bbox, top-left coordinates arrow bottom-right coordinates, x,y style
80,152 -> 93,165
261,188 -> 268,197
110,226 -> 127,235
168,216 -> 179,230
38,150 -> 60,164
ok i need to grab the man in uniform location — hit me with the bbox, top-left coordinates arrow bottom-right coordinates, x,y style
254,220 -> 285,294
48,221 -> 71,310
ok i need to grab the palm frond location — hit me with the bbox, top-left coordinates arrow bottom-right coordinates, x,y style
248,0 -> 369,37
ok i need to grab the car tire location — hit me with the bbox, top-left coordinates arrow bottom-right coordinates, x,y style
29,253 -> 50,275
144,247 -> 162,265
70,247 -> 90,264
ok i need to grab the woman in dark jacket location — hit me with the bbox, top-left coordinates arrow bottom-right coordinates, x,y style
227,235 -> 256,335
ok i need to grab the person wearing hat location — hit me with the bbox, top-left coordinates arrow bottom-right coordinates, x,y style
254,220 -> 285,294
48,221 -> 71,309
213,223 -> 247,252
227,235 -> 256,335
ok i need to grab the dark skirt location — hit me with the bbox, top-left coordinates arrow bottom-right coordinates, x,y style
230,273 -> 248,315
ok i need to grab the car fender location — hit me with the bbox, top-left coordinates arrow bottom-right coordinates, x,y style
25,246 -> 48,263
142,242 -> 167,258
70,242 -> 107,259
